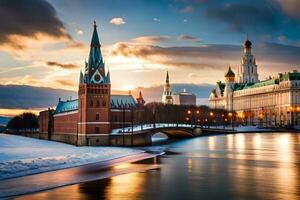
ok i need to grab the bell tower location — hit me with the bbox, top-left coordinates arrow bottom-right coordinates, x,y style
237,38 -> 259,83
78,21 -> 111,145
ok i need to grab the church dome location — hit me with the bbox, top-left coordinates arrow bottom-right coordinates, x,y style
225,66 -> 235,78
244,39 -> 252,48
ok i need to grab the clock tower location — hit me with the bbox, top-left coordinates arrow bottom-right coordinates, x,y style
78,21 -> 111,144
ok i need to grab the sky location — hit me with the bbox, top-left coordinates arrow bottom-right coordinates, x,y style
0,0 -> 300,92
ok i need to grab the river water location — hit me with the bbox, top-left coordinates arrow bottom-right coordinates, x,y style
16,132 -> 300,200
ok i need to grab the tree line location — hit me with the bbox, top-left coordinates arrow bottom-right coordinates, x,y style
136,102 -> 237,127
6,112 -> 39,133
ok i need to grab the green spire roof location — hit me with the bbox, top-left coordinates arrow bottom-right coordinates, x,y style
88,21 -> 103,69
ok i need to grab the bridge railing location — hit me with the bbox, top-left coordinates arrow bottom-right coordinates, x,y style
110,123 -> 235,135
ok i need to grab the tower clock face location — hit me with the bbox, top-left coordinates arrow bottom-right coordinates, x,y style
95,74 -> 101,82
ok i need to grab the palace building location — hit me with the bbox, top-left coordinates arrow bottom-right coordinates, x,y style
209,39 -> 300,127
39,22 -> 145,146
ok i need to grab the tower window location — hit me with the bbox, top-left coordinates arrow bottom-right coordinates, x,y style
102,99 -> 106,107
95,127 -> 100,134
90,100 -> 93,107
96,113 -> 99,120
96,100 -> 100,107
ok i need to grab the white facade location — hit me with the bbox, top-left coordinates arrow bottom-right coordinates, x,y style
173,92 -> 196,106
209,40 -> 300,127
237,40 -> 259,83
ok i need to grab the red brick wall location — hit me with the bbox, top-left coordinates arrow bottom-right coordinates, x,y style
39,109 -> 54,134
78,83 -> 111,135
53,112 -> 78,134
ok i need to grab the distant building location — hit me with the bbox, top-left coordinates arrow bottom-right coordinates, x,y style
173,90 -> 196,106
162,71 -> 174,104
39,21 -> 145,146
209,38 -> 300,127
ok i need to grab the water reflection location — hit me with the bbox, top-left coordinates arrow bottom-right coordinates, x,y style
17,133 -> 300,200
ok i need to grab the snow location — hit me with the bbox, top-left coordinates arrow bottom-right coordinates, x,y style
0,134 -> 143,180
111,123 -> 276,135
111,123 -> 194,134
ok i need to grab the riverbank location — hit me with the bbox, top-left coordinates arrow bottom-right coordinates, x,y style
0,152 -> 159,198
0,133 -> 146,180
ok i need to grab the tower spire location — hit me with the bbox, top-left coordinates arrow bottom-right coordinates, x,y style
166,71 -> 169,84
86,20 -> 105,82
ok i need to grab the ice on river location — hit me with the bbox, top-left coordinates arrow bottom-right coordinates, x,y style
0,134 -> 143,180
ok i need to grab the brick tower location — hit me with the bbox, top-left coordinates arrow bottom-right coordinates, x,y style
78,21 -> 111,145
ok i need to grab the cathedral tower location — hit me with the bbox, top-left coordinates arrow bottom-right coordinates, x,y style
162,71 -> 173,104
78,21 -> 111,143
224,66 -> 235,111
237,38 -> 259,83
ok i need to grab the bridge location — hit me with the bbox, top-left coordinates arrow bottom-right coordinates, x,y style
94,124 -> 234,146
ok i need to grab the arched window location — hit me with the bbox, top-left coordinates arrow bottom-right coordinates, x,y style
96,100 -> 100,107
102,99 -> 106,107
90,100 -> 93,107
96,113 -> 99,121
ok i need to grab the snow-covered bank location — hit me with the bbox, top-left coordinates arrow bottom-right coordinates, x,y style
0,134 -> 143,180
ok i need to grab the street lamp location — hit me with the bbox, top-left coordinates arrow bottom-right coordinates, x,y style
288,106 -> 294,128
186,117 -> 190,127
228,112 -> 233,130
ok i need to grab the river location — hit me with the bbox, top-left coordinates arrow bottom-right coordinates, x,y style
16,132 -> 300,200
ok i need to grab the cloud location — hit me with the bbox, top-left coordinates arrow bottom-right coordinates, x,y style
69,22 -> 84,36
130,83 -> 214,103
110,41 -> 300,78
188,73 -> 201,78
180,5 -> 193,13
46,61 -> 79,69
77,30 -> 83,35
0,0 -> 72,50
131,35 -> 172,45
153,18 -> 161,22
110,17 -> 126,25
178,35 -> 202,42
0,85 -> 77,109
56,80 -> 76,87
276,0 -> 300,20
206,3 -> 278,33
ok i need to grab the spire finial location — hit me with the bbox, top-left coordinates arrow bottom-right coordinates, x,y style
93,20 -> 97,28
166,71 -> 169,83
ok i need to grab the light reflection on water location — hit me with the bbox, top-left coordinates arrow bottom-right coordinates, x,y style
17,133 -> 300,200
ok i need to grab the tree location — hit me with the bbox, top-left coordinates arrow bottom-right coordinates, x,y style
6,112 -> 39,133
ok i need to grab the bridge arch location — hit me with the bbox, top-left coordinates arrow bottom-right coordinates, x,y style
151,132 -> 169,143
147,127 -> 201,139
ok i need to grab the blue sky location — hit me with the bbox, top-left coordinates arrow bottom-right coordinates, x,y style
0,0 -> 300,92
48,0 -> 300,45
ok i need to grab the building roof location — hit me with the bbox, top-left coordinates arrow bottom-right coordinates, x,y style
213,78 -> 279,95
279,71 -> 300,81
55,99 -> 78,114
174,92 -> 196,96
54,95 -> 137,114
240,79 -> 278,90
244,39 -> 252,48
224,66 -> 235,77
110,95 -> 137,109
